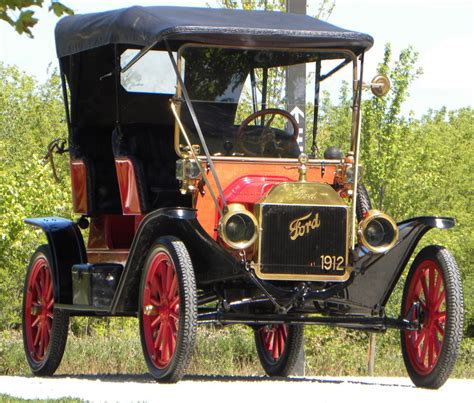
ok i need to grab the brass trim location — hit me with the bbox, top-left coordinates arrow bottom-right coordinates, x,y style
196,155 -> 341,165
173,44 -> 358,160
358,209 -> 399,254
218,203 -> 259,250
252,263 -> 352,282
262,182 -> 347,206
253,184 -> 351,282
171,102 -> 224,217
370,75 -> 391,97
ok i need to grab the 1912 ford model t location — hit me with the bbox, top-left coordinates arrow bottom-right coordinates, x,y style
22,6 -> 463,388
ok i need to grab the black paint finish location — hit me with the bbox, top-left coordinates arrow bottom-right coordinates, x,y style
340,216 -> 455,315
111,207 -> 241,314
24,217 -> 87,304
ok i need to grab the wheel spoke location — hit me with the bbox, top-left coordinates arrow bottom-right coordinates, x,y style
151,316 -> 162,328
165,264 -> 173,295
420,275 -> 429,302
169,323 -> 176,353
169,312 -> 179,322
273,332 -> 279,360
34,324 -> 43,346
32,316 -> 41,327
45,318 -> 52,333
266,330 -> 275,352
43,321 -> 50,347
414,329 -> 426,350
435,322 -> 445,338
428,333 -> 434,367
38,268 -> 44,294
149,274 -> 159,297
154,324 -> 164,350
434,289 -> 446,312
35,281 -> 42,299
170,296 -> 179,310
45,277 -> 53,299
161,325 -> 170,362
428,267 -> 436,304
434,311 -> 446,322
420,334 -> 429,363
433,272 -> 442,304
160,266 -> 167,299
277,328 -> 285,357
168,272 -> 178,300
150,297 -> 161,308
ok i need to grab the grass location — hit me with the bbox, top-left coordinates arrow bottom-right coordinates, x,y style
1,318 -> 473,378
0,395 -> 81,402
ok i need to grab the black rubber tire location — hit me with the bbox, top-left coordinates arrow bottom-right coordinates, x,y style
254,324 -> 304,377
139,237 -> 197,383
400,245 -> 464,389
22,245 -> 69,376
356,183 -> 372,222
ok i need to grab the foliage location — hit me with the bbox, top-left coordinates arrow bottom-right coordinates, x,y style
315,45 -> 473,333
215,0 -> 336,19
0,0 -> 73,37
0,0 -> 472,377
0,63 -> 72,328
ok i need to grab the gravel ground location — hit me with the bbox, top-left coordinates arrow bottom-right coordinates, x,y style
1,375 -> 472,402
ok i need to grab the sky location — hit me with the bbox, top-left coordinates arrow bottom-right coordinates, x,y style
0,0 -> 472,117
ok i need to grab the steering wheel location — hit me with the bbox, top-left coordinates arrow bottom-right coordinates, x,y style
236,109 -> 299,157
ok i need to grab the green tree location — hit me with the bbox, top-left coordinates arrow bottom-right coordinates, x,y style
0,0 -> 72,37
0,63 -> 72,329
216,0 -> 335,18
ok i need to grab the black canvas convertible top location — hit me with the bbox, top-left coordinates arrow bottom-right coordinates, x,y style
55,6 -> 373,57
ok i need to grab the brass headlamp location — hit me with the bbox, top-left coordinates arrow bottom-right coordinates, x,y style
218,203 -> 258,250
358,210 -> 398,254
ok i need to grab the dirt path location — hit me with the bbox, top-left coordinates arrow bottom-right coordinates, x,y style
0,375 -> 472,402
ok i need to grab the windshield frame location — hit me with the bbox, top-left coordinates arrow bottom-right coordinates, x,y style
173,43 -> 359,162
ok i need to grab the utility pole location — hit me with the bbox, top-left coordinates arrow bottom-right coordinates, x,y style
287,0 -> 307,377
286,0 -> 307,152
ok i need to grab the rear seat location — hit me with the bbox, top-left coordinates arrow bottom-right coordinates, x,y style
112,123 -> 191,214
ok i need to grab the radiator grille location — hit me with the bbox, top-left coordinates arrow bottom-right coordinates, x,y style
256,204 -> 349,280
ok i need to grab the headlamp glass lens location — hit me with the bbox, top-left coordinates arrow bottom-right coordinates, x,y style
225,213 -> 255,244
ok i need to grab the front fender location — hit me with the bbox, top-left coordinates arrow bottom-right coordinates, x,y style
344,216 -> 455,314
111,208 -> 241,314
24,217 -> 87,304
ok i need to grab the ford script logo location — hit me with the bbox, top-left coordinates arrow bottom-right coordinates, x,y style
289,211 -> 321,241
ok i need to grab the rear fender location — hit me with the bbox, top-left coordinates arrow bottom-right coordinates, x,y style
24,217 -> 87,304
111,208 -> 240,314
344,217 -> 455,314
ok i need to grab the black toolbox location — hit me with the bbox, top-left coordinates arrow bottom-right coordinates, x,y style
72,263 -> 123,307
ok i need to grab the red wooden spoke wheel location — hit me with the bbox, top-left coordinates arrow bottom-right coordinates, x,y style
22,245 -> 69,376
259,324 -> 288,361
139,238 -> 197,383
403,260 -> 446,374
24,256 -> 54,362
254,323 -> 304,377
142,250 -> 180,369
400,245 -> 463,389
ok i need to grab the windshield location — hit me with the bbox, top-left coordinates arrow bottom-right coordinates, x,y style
176,46 -> 355,159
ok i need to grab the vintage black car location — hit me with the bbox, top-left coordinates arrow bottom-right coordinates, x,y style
22,6 -> 463,388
